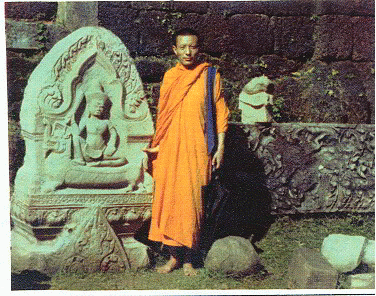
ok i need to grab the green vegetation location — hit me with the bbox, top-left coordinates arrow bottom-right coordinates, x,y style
156,9 -> 183,35
18,213 -> 373,291
36,22 -> 49,50
272,61 -> 371,123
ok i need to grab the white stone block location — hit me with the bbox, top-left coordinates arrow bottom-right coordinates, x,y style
321,234 -> 367,273
350,273 -> 375,289
362,240 -> 375,268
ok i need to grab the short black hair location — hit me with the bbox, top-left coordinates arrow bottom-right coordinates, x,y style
173,28 -> 200,45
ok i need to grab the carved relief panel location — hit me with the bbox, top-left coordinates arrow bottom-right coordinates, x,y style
243,123 -> 374,214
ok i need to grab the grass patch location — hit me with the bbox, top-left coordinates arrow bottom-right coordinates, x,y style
14,213 -> 375,290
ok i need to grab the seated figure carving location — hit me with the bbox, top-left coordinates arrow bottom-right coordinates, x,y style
73,91 -> 127,167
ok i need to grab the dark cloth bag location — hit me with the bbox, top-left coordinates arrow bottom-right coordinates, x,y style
200,169 -> 230,251
200,167 -> 272,252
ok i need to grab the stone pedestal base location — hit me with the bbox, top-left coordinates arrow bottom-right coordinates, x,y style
11,192 -> 152,275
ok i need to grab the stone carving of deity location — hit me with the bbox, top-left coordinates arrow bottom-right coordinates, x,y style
72,91 -> 126,167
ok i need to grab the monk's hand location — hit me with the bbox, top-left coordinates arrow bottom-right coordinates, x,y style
142,146 -> 160,153
212,147 -> 225,170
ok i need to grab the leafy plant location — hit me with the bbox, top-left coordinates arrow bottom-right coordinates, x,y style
35,22 -> 49,51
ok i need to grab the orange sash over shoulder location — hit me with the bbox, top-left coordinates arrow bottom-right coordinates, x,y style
152,63 -> 210,148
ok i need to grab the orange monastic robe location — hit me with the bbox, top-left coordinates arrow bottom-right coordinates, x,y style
148,62 -> 229,249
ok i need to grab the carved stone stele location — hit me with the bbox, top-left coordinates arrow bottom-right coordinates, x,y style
11,26 -> 154,275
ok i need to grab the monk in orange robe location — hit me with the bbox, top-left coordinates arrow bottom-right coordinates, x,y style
144,28 -> 229,276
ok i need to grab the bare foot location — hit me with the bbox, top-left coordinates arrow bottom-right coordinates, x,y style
183,263 -> 198,276
156,256 -> 180,274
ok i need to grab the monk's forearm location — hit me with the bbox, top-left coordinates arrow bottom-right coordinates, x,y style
212,133 -> 225,169
217,133 -> 225,151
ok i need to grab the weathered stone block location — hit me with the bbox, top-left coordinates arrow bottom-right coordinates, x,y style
208,1 -> 272,15
135,59 -> 167,83
275,60 -> 371,123
352,17 -> 375,62
170,13 -> 204,42
43,24 -> 71,51
8,121 -> 24,185
313,15 -> 353,61
288,248 -> 338,289
321,234 -> 367,273
137,11 -> 172,55
6,20 -> 42,50
208,1 -> 315,16
170,1 -> 209,14
239,76 -> 273,124
7,51 -> 39,119
130,1 -> 209,17
353,62 -> 375,123
313,0 -> 375,16
120,237 -> 150,269
257,55 -> 302,79
200,14 -> 232,54
229,14 -> 273,56
271,16 -> 315,60
100,1 -> 132,10
97,5 -> 139,54
204,236 -> 262,276
242,122 -> 374,214
5,2 -> 57,21
362,240 -> 375,268
267,0 -> 315,16
130,1 -> 171,11
56,2 -> 98,32
5,19 -> 70,52
349,273 -> 375,289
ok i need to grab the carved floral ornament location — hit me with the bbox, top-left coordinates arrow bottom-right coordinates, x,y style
38,33 -> 147,121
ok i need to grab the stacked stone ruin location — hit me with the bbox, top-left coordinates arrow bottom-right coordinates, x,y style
7,1 -> 375,277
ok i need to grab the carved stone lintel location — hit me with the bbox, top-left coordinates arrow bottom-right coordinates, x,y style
239,123 -> 374,214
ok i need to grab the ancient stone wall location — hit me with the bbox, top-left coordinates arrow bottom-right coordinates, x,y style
6,1 -> 375,122
95,1 -> 374,123
6,1 -> 375,213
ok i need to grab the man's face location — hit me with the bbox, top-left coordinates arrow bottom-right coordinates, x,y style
173,35 -> 199,69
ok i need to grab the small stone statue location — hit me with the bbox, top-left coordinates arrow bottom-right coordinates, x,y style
239,75 -> 274,124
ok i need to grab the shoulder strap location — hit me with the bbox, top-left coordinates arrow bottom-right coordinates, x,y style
206,67 -> 217,155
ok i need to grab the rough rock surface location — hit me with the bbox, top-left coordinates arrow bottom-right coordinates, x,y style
349,273 -> 375,289
288,247 -> 338,289
204,236 -> 261,276
362,239 -> 375,268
